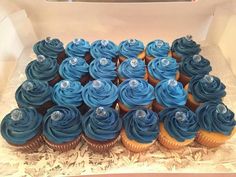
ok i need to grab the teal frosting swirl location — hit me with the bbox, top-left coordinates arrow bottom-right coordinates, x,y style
123,108 -> 159,143
159,106 -> 199,142
196,101 -> 235,135
33,38 -> 64,59
119,39 -> 144,58
180,55 -> 212,77
188,75 -> 226,102
52,80 -> 83,107
25,57 -> 59,82
82,79 -> 118,108
43,105 -> 82,144
148,57 -> 179,80
118,79 -> 154,109
118,58 -> 146,79
82,107 -> 122,141
89,58 -> 117,80
155,79 -> 187,107
65,39 -> 90,58
146,39 -> 170,58
15,79 -> 52,107
1,107 -> 42,145
59,57 -> 89,81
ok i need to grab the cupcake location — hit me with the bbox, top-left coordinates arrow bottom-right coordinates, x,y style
65,38 -> 91,63
153,79 -> 187,112
117,58 -> 148,83
90,40 -> 118,62
118,39 -> 145,63
158,106 -> 199,149
59,57 -> 90,86
82,79 -> 118,111
118,79 -> 154,116
171,35 -> 201,62
33,37 -> 65,64
25,55 -> 61,86
82,107 -> 122,152
1,107 -> 44,151
89,58 -> 117,84
43,105 -> 82,152
145,39 -> 171,64
185,74 -> 226,111
121,109 -> 159,152
195,101 -> 236,147
147,57 -> 179,86
15,80 -> 54,115
179,54 -> 212,86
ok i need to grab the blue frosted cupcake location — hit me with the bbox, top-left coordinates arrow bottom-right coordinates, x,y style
15,80 -> 54,115
33,37 -> 65,64
59,57 -> 90,85
171,35 -> 201,62
43,105 -> 82,151
1,107 -> 44,151
148,57 -> 179,86
158,106 -> 199,149
25,55 -> 61,86
118,39 -> 145,63
117,58 -> 148,82
179,54 -> 212,86
118,79 -> 154,115
90,40 -> 118,62
65,38 -> 91,63
82,107 -> 122,152
121,109 -> 159,152
145,39 -> 171,64
153,79 -> 187,112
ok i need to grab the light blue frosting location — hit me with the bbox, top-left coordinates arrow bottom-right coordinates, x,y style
65,38 -> 90,58
119,39 -> 144,58
146,39 -> 170,58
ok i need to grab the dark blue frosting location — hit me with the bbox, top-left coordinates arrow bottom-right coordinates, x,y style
123,109 -> 159,143
188,75 -> 226,102
159,106 -> 199,142
82,107 -> 122,141
59,57 -> 89,81
15,79 -> 52,107
52,80 -> 83,107
119,39 -> 144,58
118,79 -> 155,109
196,101 -> 236,135
146,39 -> 170,58
65,38 -> 90,58
43,105 -> 82,144
1,107 -> 42,145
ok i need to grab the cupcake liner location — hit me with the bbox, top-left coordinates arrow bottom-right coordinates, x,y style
120,129 -> 154,152
57,50 -> 66,64
171,51 -> 182,63
48,73 -> 62,86
44,135 -> 81,152
84,52 -> 92,64
118,56 -> 127,63
179,72 -> 191,87
152,99 -> 165,113
137,51 -> 146,60
184,84 -> 201,111
80,74 -> 91,86
82,134 -> 119,153
148,73 -> 160,87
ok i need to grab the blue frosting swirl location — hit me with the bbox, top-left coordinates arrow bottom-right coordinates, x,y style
155,79 -> 187,107
148,57 -> 179,80
65,39 -> 90,58
1,107 -> 42,145
52,80 -> 83,107
119,39 -> 144,58
118,79 -> 154,109
43,105 -> 82,144
188,75 -> 226,102
59,57 -> 89,81
33,38 -> 64,59
180,55 -> 212,77
146,39 -> 170,58
123,109 -> 159,143
89,58 -> 117,80
82,107 -> 122,141
90,40 -> 118,60
118,58 -> 146,79
196,101 -> 236,135
159,106 -> 199,142
82,79 -> 118,108
15,79 -> 52,107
